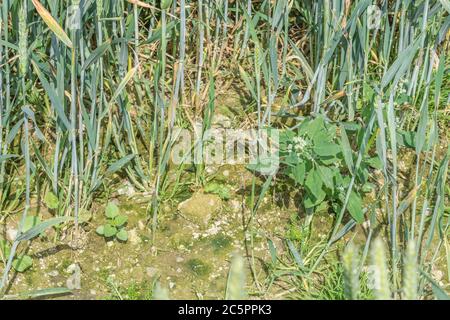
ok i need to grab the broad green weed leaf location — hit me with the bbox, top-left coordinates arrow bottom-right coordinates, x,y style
44,191 -> 59,210
397,130 -> 416,149
289,162 -> 306,185
304,191 -> 326,209
317,165 -> 334,191
305,168 -> 326,208
305,117 -> 325,137
104,224 -> 118,238
12,255 -> 33,273
347,192 -> 364,223
305,168 -> 323,199
116,229 -> 128,242
314,140 -> 341,157
113,215 -> 128,227
96,225 -> 105,236
105,202 -> 120,219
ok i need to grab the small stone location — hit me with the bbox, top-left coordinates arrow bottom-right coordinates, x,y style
6,227 -> 18,242
107,241 -> 114,247
48,270 -> 59,277
176,256 -> 184,263
169,282 -> 175,289
222,170 -> 230,177
146,267 -> 158,278
128,228 -> 142,245
90,289 -> 97,296
116,180 -> 136,197
432,268 -> 444,282
362,220 -> 371,230
107,275 -> 116,284
138,220 -> 146,231
66,264 -> 81,290
205,165 -> 218,175
177,193 -> 222,228
229,199 -> 241,213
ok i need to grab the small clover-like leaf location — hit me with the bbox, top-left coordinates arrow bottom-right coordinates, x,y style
96,225 -> 105,236
116,229 -> 128,242
103,224 -> 117,238
113,215 -> 128,227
